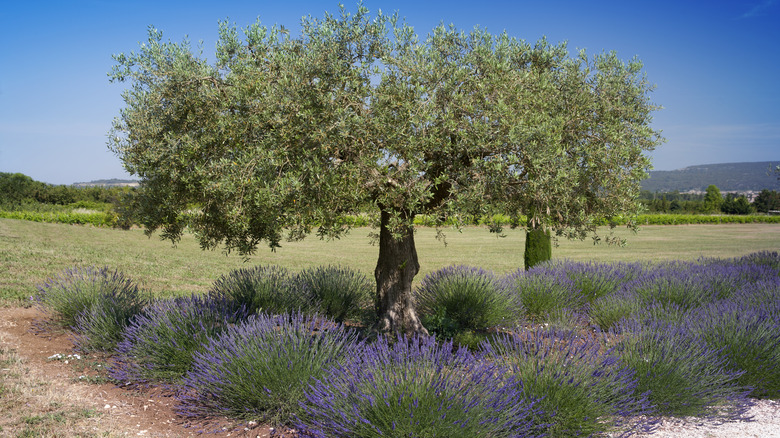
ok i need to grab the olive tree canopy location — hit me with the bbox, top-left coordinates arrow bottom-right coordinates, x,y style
108,4 -> 663,334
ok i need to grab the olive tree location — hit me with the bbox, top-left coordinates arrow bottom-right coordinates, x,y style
108,5 -> 662,334
486,44 -> 663,267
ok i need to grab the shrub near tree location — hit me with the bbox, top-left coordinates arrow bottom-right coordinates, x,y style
108,4 -> 662,334
721,193 -> 755,215
753,189 -> 780,213
702,184 -> 723,213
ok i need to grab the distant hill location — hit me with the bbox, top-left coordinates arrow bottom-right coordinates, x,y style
72,178 -> 139,188
641,161 -> 780,192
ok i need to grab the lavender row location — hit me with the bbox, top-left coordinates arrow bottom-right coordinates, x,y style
32,251 -> 779,436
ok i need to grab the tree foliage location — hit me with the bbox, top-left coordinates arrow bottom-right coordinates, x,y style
702,184 -> 723,213
753,190 -> 780,213
721,194 -> 755,215
108,4 -> 662,333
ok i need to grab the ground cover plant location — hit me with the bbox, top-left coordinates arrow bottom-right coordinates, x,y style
178,312 -> 363,426
414,265 -> 520,342
18,230 -> 780,436
297,335 -> 542,438
482,328 -> 654,437
109,294 -> 248,384
210,264 -> 308,315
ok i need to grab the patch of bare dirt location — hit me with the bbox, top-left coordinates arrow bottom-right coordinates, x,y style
0,307 -> 295,438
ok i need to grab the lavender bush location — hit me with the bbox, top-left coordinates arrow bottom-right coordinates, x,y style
610,318 -> 752,419
483,328 -> 653,437
721,251 -> 780,275
177,312 -> 361,425
414,266 -> 520,336
109,294 -> 248,384
297,335 -> 543,438
503,269 -> 582,322
588,286 -> 645,331
529,260 -> 646,304
210,265 -> 310,315
72,291 -> 147,353
293,265 -> 372,322
684,280 -> 780,398
623,266 -> 718,312
589,260 -> 776,330
682,261 -> 776,300
36,266 -> 145,329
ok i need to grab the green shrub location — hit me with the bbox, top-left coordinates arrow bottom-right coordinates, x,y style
588,288 -> 645,331
524,227 -> 551,270
36,267 -> 143,329
611,318 -> 751,419
109,295 -> 248,384
483,329 -> 652,437
72,288 -> 148,353
211,265 -> 308,315
0,209 -> 117,227
503,269 -> 582,323
415,266 -> 520,336
293,265 -> 372,322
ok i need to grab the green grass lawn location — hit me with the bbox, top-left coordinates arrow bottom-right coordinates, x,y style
2,218 -> 778,305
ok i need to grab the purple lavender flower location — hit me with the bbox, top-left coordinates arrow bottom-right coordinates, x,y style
109,294 -> 247,385
527,259 -> 646,303
296,334 -> 543,438
176,312 -> 361,425
483,327 -> 655,437
610,317 -> 753,420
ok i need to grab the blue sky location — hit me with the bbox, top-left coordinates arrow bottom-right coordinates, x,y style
1,0 -> 778,185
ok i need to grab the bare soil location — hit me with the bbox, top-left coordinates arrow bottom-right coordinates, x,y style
0,306 -> 296,438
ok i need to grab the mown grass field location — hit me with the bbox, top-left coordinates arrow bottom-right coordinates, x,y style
2,218 -> 779,305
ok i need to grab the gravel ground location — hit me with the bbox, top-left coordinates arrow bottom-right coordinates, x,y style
631,399 -> 780,438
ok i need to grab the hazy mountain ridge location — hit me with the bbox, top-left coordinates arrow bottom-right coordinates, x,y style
72,178 -> 139,188
71,162 -> 779,192
642,161 -> 779,192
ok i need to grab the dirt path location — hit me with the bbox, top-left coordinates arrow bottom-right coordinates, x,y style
0,307 -> 287,437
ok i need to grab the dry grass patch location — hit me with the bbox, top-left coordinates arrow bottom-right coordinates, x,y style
0,337 -> 124,437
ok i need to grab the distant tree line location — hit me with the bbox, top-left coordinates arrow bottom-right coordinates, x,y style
0,172 -> 133,209
4,173 -> 779,227
640,185 -> 780,215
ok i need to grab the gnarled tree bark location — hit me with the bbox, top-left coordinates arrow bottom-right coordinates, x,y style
373,209 -> 429,335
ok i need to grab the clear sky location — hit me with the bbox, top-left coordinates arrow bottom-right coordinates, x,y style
1,0 -> 778,185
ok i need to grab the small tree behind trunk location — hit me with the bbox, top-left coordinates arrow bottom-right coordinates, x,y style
524,224 -> 552,270
373,209 -> 429,335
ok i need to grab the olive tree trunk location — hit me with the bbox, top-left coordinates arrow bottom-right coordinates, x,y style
373,209 -> 429,335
